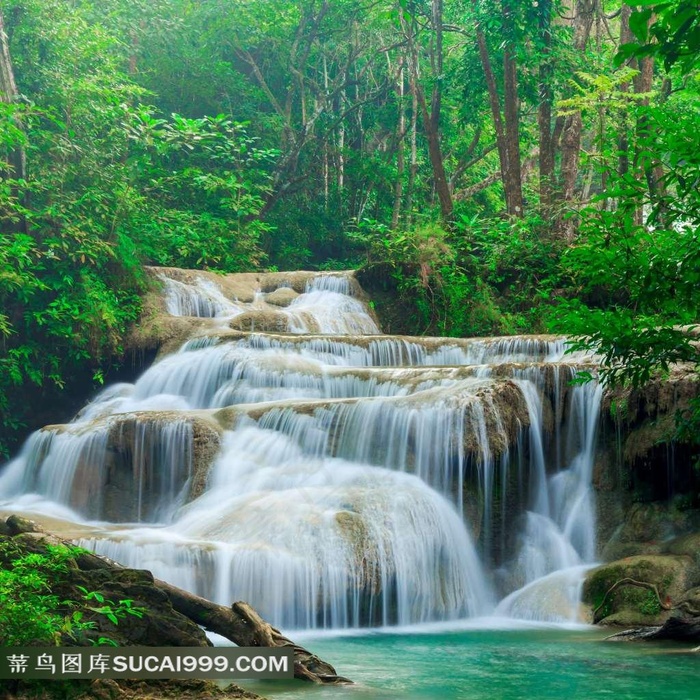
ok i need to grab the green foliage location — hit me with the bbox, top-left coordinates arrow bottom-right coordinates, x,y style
0,541 -> 81,645
549,98 -> 700,456
550,102 -> 700,387
123,109 -> 276,270
616,1 -> 700,74
0,540 -> 143,646
0,0 -> 699,465
461,213 -> 564,332
76,586 -> 146,627
639,590 -> 663,616
354,216 -> 557,337
0,1 -> 278,455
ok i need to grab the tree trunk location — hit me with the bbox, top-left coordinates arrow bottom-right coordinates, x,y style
474,20 -> 507,196
392,61 -> 406,229
617,4 -> 634,179
502,19 -> 524,216
406,74 -> 418,226
557,0 -> 596,237
0,9 -> 26,185
473,1 -> 523,217
403,0 -> 453,224
632,15 -> 665,210
538,0 -> 555,210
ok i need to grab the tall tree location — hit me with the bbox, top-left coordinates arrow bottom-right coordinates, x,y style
401,0 -> 454,223
557,0 -> 596,235
0,7 -> 26,218
472,0 -> 524,217
537,0 -> 555,210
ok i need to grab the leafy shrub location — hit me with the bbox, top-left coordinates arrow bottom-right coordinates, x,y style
0,539 -> 144,646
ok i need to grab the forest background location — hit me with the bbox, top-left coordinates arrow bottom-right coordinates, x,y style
0,0 -> 698,457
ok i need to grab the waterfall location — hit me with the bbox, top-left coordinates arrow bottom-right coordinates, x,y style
494,376 -> 603,621
0,268 -> 601,629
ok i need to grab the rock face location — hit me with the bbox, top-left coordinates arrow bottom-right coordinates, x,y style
590,362 -> 700,637
600,503 -> 700,562
229,309 -> 292,333
264,287 -> 299,307
665,532 -> 700,570
22,413 -> 223,523
124,267 -> 382,359
594,365 -> 700,544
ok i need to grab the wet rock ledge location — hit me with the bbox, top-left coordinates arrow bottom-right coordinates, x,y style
0,515 -> 349,700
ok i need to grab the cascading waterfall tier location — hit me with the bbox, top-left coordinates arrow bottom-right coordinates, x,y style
0,267 -> 601,629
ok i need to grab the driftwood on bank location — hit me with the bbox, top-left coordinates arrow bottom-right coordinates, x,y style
647,616 -> 700,643
605,616 -> 700,645
153,578 -> 351,684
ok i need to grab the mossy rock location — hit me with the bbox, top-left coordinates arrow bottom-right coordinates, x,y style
583,554 -> 694,625
6,515 -> 41,536
601,541 -> 663,562
663,532 -> 700,571
675,585 -> 700,617
600,503 -> 700,563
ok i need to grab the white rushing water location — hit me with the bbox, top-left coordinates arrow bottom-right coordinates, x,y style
0,268 -> 601,629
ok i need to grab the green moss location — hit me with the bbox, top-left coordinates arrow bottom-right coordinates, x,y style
639,591 -> 662,616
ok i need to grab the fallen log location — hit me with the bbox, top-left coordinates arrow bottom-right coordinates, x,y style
153,578 -> 351,684
647,616 -> 700,643
605,616 -> 700,644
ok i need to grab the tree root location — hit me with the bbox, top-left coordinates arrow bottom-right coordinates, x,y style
594,577 -> 673,618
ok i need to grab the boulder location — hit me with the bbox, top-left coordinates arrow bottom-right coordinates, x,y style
57,412 -> 223,522
229,310 -> 291,333
600,503 -> 700,562
264,287 -> 299,307
583,554 -> 695,625
5,514 -> 40,536
663,532 -> 700,571
676,586 -> 700,617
